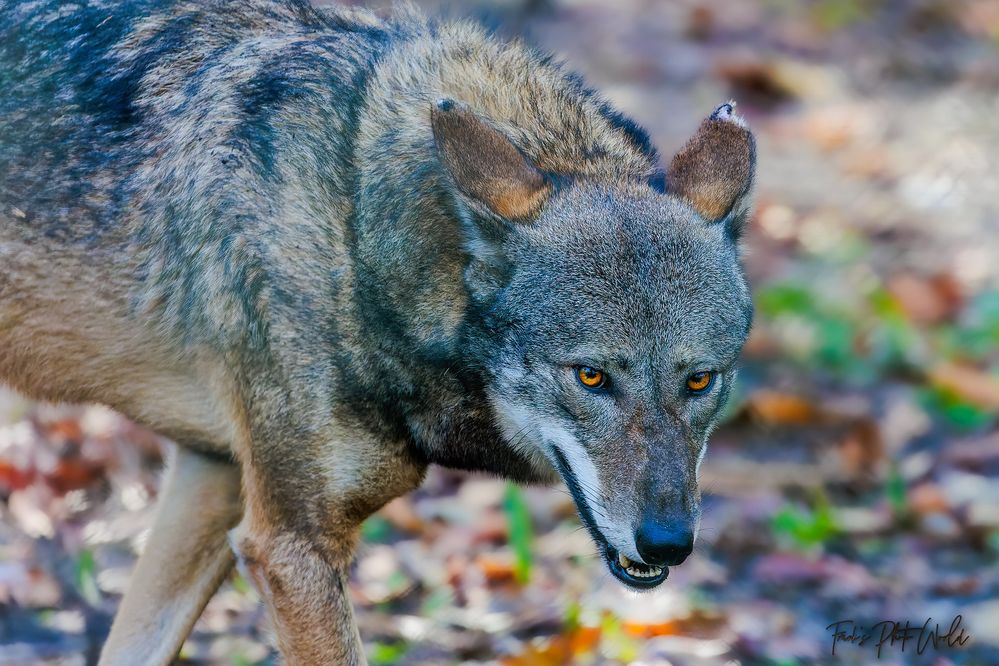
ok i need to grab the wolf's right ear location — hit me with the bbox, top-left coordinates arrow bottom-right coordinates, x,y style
666,102 -> 756,239
431,99 -> 551,222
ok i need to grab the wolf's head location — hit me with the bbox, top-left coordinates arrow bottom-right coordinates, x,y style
433,99 -> 754,589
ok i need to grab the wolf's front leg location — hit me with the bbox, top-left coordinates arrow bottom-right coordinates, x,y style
100,446 -> 242,666
232,522 -> 363,664
233,427 -> 426,665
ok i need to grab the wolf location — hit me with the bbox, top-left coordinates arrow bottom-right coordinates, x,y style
0,0 -> 756,663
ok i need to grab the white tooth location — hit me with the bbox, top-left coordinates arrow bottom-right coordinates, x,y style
624,564 -> 664,579
618,553 -> 631,568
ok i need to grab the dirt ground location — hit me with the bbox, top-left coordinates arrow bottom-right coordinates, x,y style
2,1 -> 999,664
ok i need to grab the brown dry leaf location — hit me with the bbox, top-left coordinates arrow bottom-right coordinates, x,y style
0,460 -> 34,492
472,510 -> 509,545
621,619 -> 680,639
620,609 -> 725,640
908,482 -> 951,516
569,627 -> 601,654
932,575 -> 981,597
45,418 -> 83,444
444,554 -> 471,587
836,419 -> 884,479
887,272 -> 962,325
715,60 -> 795,109
840,146 -> 892,180
501,628 -> 601,666
476,553 -> 517,585
802,108 -> 857,152
379,496 -> 424,534
743,390 -> 822,426
685,6 -> 715,40
46,457 -> 105,495
500,636 -> 571,666
716,58 -> 840,109
927,363 -> 999,411
958,1 -> 999,37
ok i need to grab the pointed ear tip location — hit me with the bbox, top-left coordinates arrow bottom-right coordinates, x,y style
434,97 -> 456,112
431,99 -> 463,128
709,100 -> 749,128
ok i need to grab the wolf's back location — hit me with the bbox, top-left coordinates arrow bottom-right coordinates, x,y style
0,0 -> 392,243
0,1 -> 168,235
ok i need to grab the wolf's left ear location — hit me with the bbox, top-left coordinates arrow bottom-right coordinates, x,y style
666,102 -> 756,239
431,98 -> 551,221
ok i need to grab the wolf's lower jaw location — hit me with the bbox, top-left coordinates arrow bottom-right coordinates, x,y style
618,552 -> 664,579
604,546 -> 669,589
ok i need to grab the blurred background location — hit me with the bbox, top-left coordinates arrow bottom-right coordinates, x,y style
2,0 -> 999,664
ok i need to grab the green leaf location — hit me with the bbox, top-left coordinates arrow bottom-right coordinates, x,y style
503,482 -> 534,584
420,586 -> 453,615
74,549 -> 101,606
919,386 -> 995,432
231,571 -> 252,595
600,612 -> 639,662
771,495 -> 840,550
886,462 -> 907,520
986,530 -> 999,556
229,655 -> 257,666
756,284 -> 816,318
563,600 -> 582,632
370,642 -> 408,665
361,515 -> 393,543
814,0 -> 869,30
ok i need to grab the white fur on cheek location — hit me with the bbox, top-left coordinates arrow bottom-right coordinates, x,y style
539,423 -> 642,563
487,379 -> 642,562
487,391 -> 555,475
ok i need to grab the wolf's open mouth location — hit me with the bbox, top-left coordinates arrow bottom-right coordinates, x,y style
550,448 -> 669,590
604,546 -> 668,589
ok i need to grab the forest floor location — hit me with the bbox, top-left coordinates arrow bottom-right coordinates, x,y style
2,0 -> 999,664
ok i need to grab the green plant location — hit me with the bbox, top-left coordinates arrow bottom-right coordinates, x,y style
503,482 -> 534,584
370,642 -> 408,665
74,548 -> 100,606
772,494 -> 840,550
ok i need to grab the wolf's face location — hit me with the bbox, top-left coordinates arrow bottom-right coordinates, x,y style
487,187 -> 751,587
433,100 -> 755,589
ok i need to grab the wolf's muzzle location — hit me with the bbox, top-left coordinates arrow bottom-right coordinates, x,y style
635,517 -> 694,567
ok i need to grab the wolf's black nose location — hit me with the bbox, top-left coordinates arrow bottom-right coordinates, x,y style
635,519 -> 694,566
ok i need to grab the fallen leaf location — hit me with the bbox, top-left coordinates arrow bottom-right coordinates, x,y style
908,482 -> 951,516
928,363 -> 999,412
715,59 -> 795,109
743,390 -> 822,426
836,418 -> 884,479
379,496 -> 424,534
476,553 -> 517,585
888,272 -> 962,325
0,460 -> 34,492
501,627 -> 602,666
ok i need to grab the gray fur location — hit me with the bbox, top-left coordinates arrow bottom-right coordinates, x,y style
0,0 -> 755,659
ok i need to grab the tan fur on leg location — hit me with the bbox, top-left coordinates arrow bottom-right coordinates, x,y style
99,447 -> 242,666
231,422 -> 426,665
234,525 -> 364,665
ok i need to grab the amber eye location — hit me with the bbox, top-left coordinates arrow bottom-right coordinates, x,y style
686,371 -> 715,394
576,366 -> 606,389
